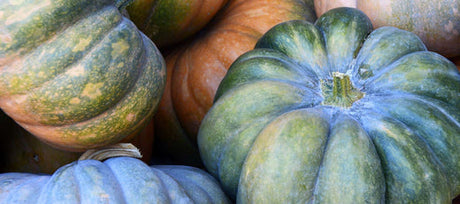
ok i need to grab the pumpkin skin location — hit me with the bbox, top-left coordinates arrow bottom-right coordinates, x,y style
0,0 -> 166,151
126,0 -> 228,48
154,0 -> 317,165
0,110 -> 80,174
198,7 -> 460,202
0,157 -> 231,203
0,110 -> 155,174
314,0 -> 460,58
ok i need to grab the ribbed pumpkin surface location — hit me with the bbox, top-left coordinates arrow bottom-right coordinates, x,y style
126,0 -> 228,48
0,0 -> 166,151
0,110 -> 154,174
154,0 -> 317,165
0,157 -> 230,203
198,7 -> 460,202
314,0 -> 460,58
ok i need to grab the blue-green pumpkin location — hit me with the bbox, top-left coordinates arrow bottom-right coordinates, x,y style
0,144 -> 231,203
198,7 -> 460,203
0,0 -> 165,151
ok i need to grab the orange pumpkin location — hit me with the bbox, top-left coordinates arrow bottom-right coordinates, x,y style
153,0 -> 317,165
314,0 -> 460,58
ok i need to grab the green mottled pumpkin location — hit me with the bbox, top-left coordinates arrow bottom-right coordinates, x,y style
0,144 -> 231,203
198,7 -> 460,203
153,0 -> 317,167
126,0 -> 228,48
0,0 -> 165,151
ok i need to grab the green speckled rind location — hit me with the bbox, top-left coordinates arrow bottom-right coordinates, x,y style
255,20 -> 330,78
0,157 -> 231,203
312,113 -> 385,203
314,7 -> 373,73
128,0 -> 190,47
197,7 -> 460,202
238,108 -> 331,203
366,96 -> 460,196
198,80 -> 321,198
238,110 -> 386,203
353,26 -> 427,82
0,1 -> 166,151
0,5 -> 123,97
215,48 -> 319,101
366,51 -> 460,108
357,111 -> 451,203
127,0 -> 229,48
0,0 -> 112,57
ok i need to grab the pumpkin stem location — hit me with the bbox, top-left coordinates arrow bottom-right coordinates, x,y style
321,72 -> 364,108
78,143 -> 142,161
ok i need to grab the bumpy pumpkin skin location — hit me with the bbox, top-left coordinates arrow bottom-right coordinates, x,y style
314,0 -> 460,58
126,0 -> 228,48
0,0 -> 166,151
0,157 -> 231,203
154,0 -> 317,165
198,7 -> 460,202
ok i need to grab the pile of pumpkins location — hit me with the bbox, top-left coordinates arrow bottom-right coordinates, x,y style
1,0 -> 459,203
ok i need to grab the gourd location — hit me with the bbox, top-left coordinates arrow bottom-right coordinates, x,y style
0,110 -> 154,174
314,0 -> 460,58
154,0 -> 317,165
198,7 -> 460,203
0,110 -> 80,174
0,143 -> 231,204
0,0 -> 165,151
126,0 -> 228,48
